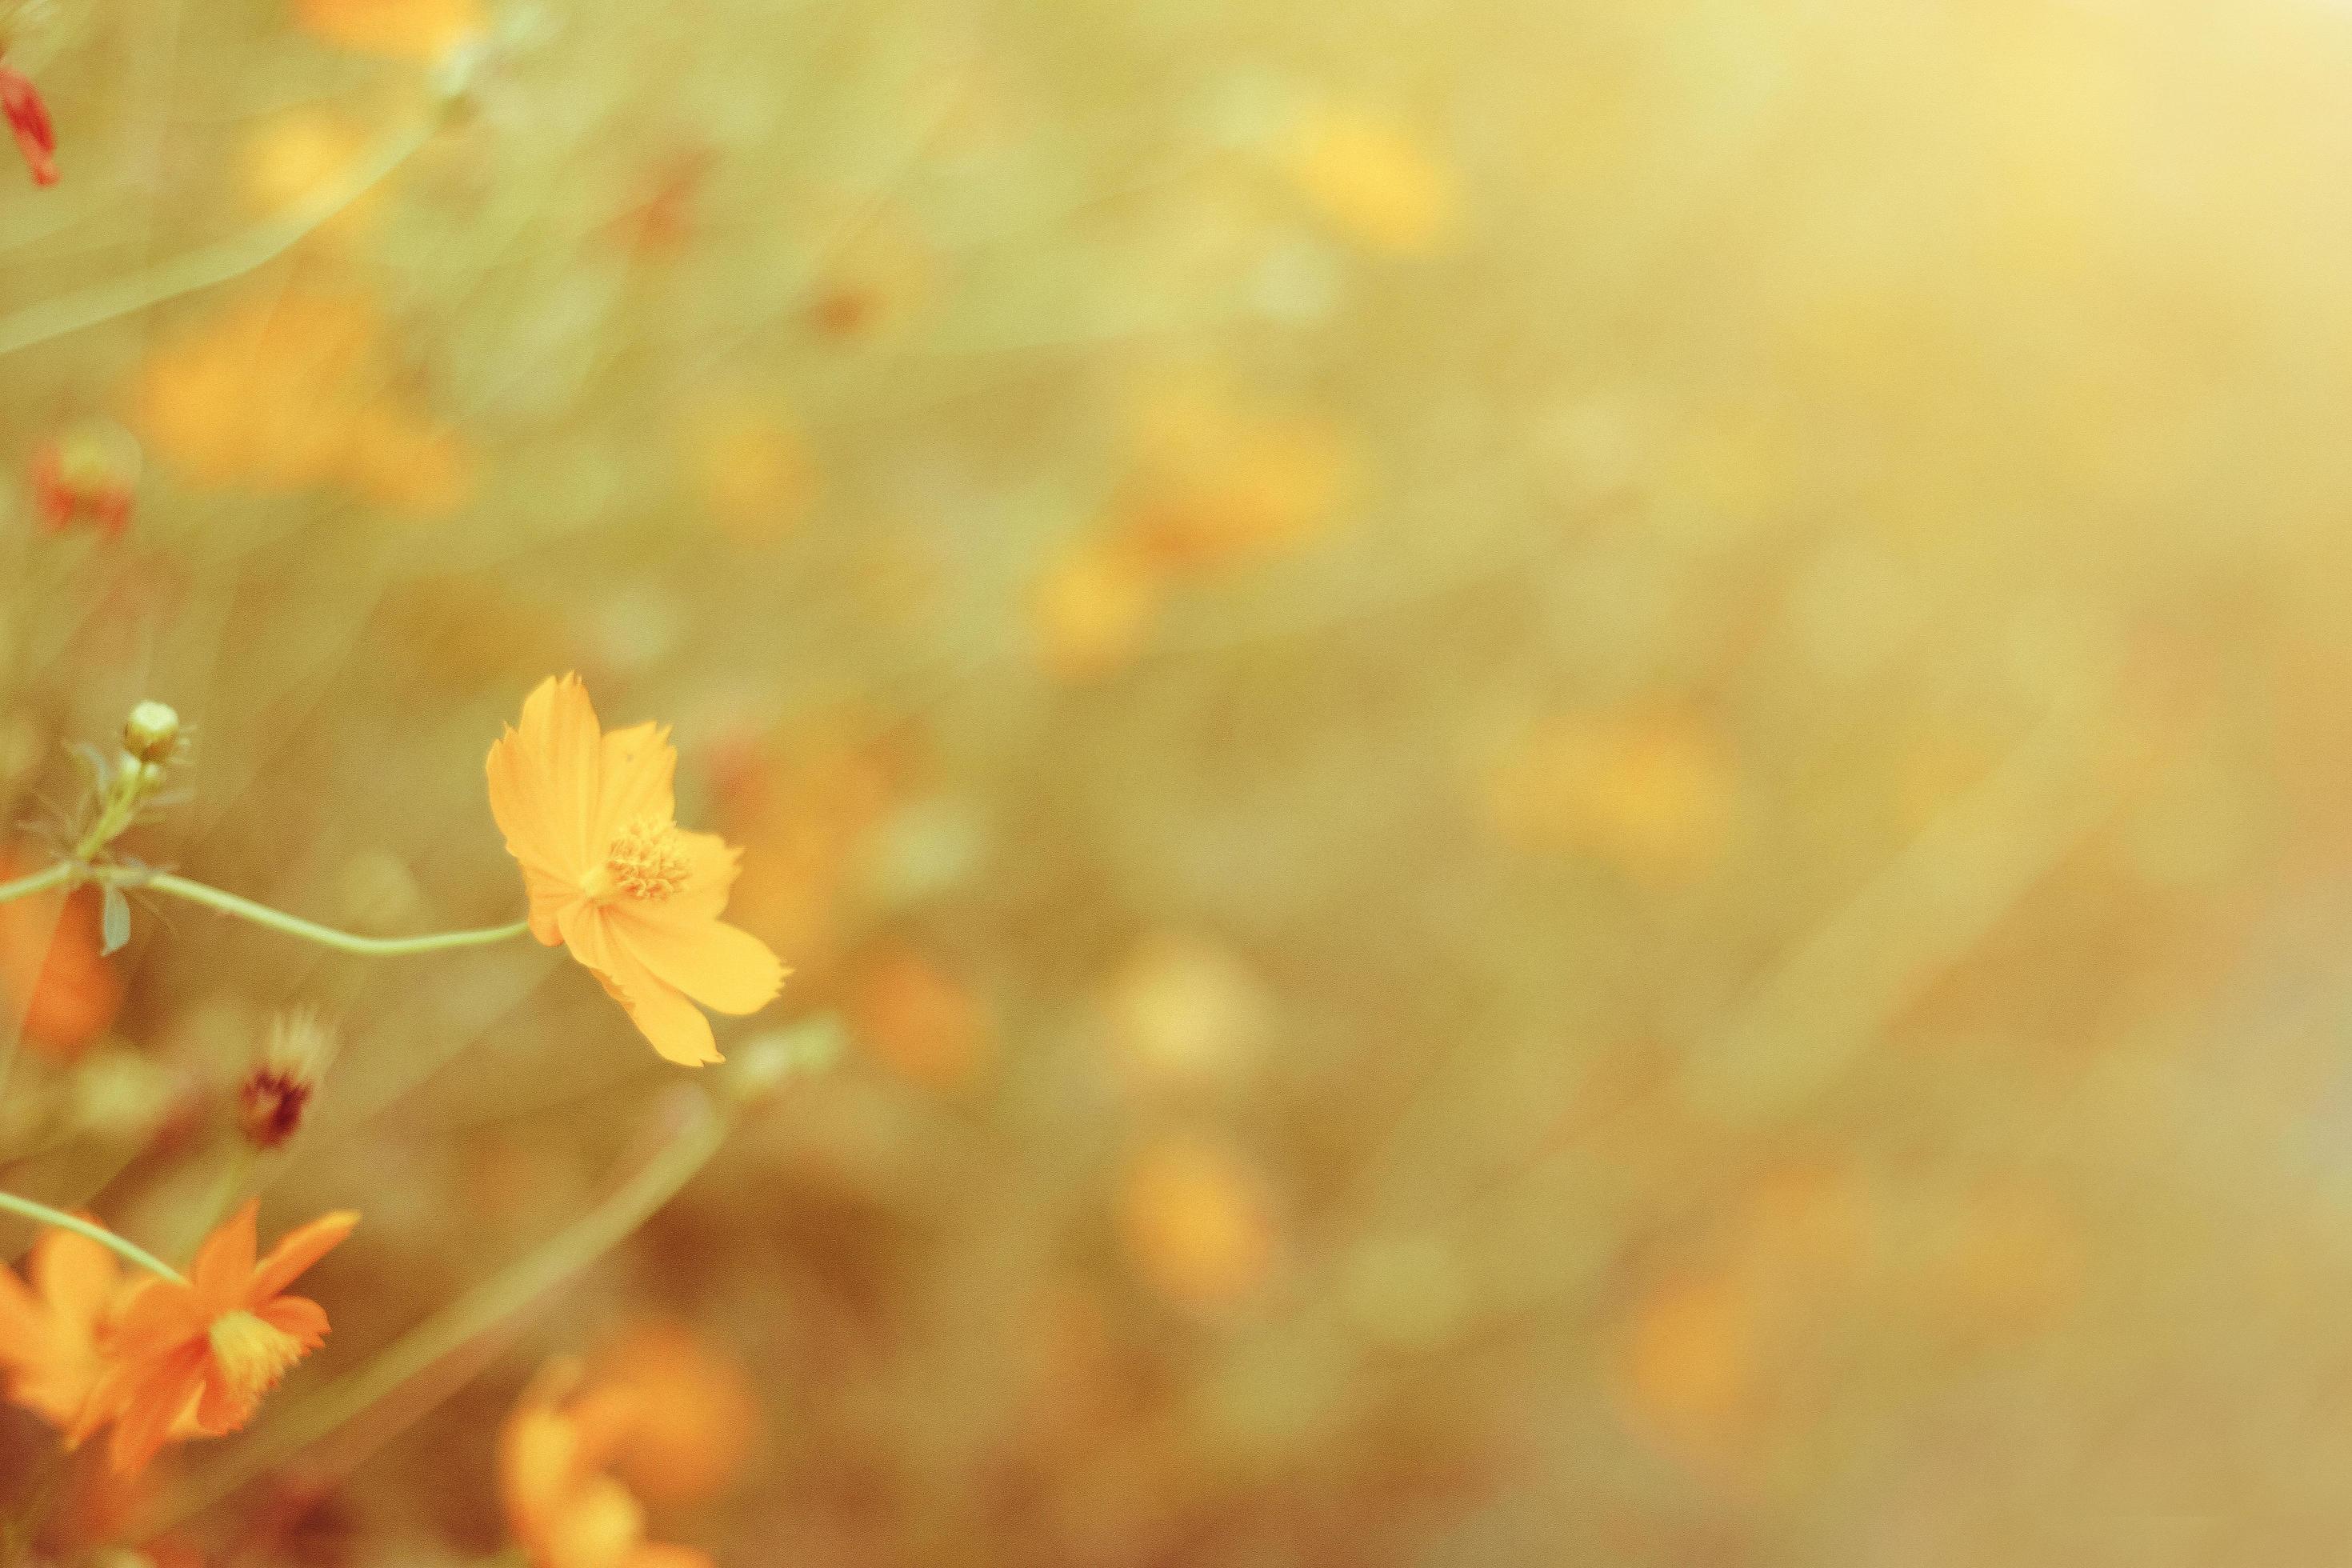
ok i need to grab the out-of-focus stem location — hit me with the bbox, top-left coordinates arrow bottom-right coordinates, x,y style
133,871 -> 532,957
0,862 -> 67,906
0,117 -> 437,360
0,1190 -> 184,1282
152,1089 -> 733,1532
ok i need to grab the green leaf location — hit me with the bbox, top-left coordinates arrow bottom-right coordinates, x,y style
100,886 -> 130,955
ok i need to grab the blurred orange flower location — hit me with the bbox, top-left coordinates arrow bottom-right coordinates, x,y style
1118,1130 -> 1283,1316
134,290 -> 471,515
846,942 -> 991,1090
590,1318 -> 762,1506
502,1359 -> 714,1568
292,0 -> 480,61
0,1225 -> 122,1430
1486,706 -> 1737,886
676,393 -> 817,547
30,418 -> 142,537
0,849 -> 124,1060
1030,534 -> 1163,683
487,674 -> 786,1066
75,1200 -> 356,1476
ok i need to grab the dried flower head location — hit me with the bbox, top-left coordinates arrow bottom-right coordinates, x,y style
238,1007 -> 338,1152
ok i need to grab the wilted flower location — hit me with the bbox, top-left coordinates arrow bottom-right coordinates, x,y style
486,675 -> 786,1066
238,1006 -> 338,1151
74,1200 -> 357,1475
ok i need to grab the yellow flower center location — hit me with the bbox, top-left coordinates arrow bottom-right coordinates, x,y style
597,815 -> 690,903
206,1310 -> 305,1414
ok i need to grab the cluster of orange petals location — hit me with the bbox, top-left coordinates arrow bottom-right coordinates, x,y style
0,846 -> 125,1059
501,1360 -> 714,1568
0,1202 -> 355,1478
488,674 -> 786,1066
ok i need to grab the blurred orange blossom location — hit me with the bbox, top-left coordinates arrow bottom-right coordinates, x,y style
502,1358 -> 714,1568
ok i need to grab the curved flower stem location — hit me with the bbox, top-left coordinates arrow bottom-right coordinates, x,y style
0,116 -> 437,360
151,1089 -> 733,1532
0,1190 -> 185,1282
133,872 -> 531,957
0,862 -> 68,906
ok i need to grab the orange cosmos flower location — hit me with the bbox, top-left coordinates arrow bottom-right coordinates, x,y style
502,1359 -> 714,1568
74,1200 -> 357,1476
0,1223 -> 123,1430
486,674 -> 786,1067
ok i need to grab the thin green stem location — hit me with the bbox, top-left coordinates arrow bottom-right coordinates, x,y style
0,117 -> 437,360
136,872 -> 530,957
0,862 -> 68,906
0,1190 -> 184,1282
151,1090 -> 733,1531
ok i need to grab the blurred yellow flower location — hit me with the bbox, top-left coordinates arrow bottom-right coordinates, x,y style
1119,382 -> 1358,573
1030,534 -> 1163,683
1281,108 -> 1458,255
502,1360 -> 713,1568
486,674 -> 787,1067
677,393 -> 817,546
1486,706 -> 1737,886
242,110 -> 379,237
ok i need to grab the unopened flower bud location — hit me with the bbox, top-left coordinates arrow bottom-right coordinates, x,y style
122,701 -> 180,766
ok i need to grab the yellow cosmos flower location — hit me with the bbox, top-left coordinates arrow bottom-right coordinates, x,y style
487,675 -> 786,1066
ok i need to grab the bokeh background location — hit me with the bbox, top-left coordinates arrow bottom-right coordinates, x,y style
8,0 -> 2352,1561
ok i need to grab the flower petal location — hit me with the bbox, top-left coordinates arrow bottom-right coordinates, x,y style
190,1201 -> 259,1320
512,674 -> 605,874
489,726 -> 585,902
0,1260 -> 41,1361
247,1210 -> 358,1306
105,1342 -> 207,1475
255,1292 -> 331,1348
104,1275 -> 203,1361
561,906 -> 721,1067
31,1223 -> 120,1328
610,909 -> 784,1017
596,721 -> 677,848
659,830 -> 745,922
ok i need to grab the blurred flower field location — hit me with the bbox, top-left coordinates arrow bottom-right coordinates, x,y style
6,0 -> 2352,1562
